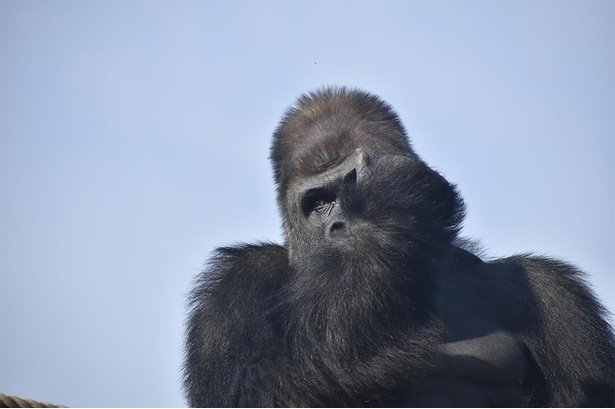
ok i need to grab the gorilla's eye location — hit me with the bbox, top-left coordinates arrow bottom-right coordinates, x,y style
302,190 -> 336,215
313,199 -> 331,213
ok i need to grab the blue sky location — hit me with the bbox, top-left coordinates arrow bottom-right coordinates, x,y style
1,1 -> 613,407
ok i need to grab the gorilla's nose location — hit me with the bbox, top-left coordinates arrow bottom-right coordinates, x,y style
326,220 -> 347,240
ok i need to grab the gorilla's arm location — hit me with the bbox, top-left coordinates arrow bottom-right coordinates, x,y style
408,249 -> 614,407
510,256 -> 614,406
393,310 -> 529,407
437,253 -> 615,407
384,248 -> 530,407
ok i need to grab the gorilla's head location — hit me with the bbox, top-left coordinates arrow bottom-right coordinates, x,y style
270,87 -> 465,275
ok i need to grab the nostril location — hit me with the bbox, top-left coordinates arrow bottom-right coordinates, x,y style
343,168 -> 357,185
327,221 -> 346,238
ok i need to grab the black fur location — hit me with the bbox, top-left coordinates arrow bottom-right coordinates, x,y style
184,87 -> 614,407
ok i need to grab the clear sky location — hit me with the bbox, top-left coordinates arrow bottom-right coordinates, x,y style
1,1 -> 613,407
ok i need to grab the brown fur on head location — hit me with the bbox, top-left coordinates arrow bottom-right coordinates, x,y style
270,87 -> 416,205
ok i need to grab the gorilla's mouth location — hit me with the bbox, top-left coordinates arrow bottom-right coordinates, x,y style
295,231 -> 412,281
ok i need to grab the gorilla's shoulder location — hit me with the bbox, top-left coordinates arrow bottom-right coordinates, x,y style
194,242 -> 288,293
188,243 -> 289,316
212,242 -> 289,276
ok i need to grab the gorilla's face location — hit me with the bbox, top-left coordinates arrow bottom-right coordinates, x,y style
270,88 -> 465,285
282,134 -> 463,274
285,148 -> 398,258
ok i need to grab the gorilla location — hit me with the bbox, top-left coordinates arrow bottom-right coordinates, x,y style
184,87 -> 614,407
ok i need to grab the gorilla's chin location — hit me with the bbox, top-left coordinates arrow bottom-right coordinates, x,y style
291,231 -> 402,276
288,235 -> 429,310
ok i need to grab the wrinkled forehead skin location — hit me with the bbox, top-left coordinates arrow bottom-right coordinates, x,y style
271,87 -> 416,202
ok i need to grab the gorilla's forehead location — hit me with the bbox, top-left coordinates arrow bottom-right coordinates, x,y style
291,126 -> 362,179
